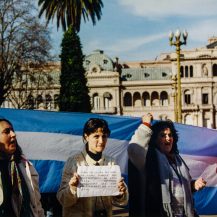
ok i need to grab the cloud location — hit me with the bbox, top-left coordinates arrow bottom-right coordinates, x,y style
83,32 -> 170,61
85,32 -> 166,54
187,19 -> 217,43
106,33 -> 166,52
118,0 -> 217,18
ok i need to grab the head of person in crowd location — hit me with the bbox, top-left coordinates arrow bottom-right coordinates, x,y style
149,120 -> 179,156
82,118 -> 111,154
0,118 -> 23,161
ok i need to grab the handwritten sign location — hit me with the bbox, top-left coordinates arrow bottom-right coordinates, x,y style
77,165 -> 121,197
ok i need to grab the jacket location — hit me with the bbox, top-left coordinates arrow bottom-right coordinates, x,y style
57,149 -> 128,217
0,156 -> 44,217
128,124 -> 195,217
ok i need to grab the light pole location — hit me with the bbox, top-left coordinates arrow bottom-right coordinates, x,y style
169,29 -> 188,123
171,74 -> 178,122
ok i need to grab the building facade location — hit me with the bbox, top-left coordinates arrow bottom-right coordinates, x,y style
2,38 -> 217,128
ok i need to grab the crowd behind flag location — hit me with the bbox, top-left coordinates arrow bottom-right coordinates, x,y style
0,108 -> 217,215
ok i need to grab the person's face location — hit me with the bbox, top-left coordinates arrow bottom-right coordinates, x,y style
85,128 -> 108,154
0,121 -> 17,155
156,128 -> 174,156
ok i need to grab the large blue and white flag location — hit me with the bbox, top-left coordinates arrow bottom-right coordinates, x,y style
0,108 -> 217,215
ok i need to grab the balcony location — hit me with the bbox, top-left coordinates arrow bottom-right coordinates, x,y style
92,107 -> 117,114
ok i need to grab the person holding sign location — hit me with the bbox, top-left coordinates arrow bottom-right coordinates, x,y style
57,118 -> 128,217
128,113 -> 206,217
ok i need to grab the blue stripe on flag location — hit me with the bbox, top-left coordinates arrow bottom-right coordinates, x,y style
1,108 -> 217,214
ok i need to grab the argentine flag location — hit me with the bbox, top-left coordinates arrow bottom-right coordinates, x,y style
0,108 -> 217,215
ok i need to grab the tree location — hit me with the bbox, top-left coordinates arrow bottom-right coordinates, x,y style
38,0 -> 102,112
59,26 -> 91,112
38,0 -> 103,32
8,63 -> 55,109
0,0 -> 52,106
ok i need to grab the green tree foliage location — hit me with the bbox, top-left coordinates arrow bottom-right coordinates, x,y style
59,26 -> 91,112
38,0 -> 103,32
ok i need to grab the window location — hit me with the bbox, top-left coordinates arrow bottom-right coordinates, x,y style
103,92 -> 112,109
126,73 -> 132,78
180,66 -> 183,77
184,93 -> 191,104
54,94 -> 59,110
124,92 -> 132,106
142,92 -> 150,106
36,95 -> 43,109
213,64 -> 217,76
162,72 -> 167,77
202,93 -> 208,104
185,66 -> 188,77
85,60 -> 90,65
160,91 -> 168,106
45,95 -> 52,110
93,93 -> 100,110
133,92 -> 141,107
190,66 -> 193,77
151,92 -> 159,106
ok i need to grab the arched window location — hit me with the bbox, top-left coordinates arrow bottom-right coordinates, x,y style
36,95 -> 43,109
184,114 -> 193,125
93,93 -> 100,110
133,92 -> 141,107
142,92 -> 150,106
184,90 -> 191,105
151,91 -> 159,106
54,94 -> 59,110
160,91 -> 168,106
103,92 -> 112,109
124,92 -> 132,106
45,94 -> 52,110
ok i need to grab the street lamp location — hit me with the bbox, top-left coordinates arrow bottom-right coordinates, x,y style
169,29 -> 188,123
171,74 -> 178,122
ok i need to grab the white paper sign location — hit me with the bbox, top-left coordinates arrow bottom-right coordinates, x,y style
77,165 -> 121,197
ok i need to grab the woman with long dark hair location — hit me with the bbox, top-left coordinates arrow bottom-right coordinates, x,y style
128,114 -> 206,217
0,118 -> 44,217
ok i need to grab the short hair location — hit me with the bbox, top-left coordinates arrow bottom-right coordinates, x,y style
149,120 -> 179,154
82,118 -> 110,140
0,118 -> 23,162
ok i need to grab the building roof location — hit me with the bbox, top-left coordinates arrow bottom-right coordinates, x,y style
84,50 -> 114,71
121,67 -> 171,81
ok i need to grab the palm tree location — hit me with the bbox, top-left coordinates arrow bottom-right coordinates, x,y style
38,0 -> 103,32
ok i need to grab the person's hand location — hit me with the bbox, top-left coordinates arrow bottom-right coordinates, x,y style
142,113 -> 153,125
194,177 -> 206,191
69,172 -> 80,187
117,177 -> 126,196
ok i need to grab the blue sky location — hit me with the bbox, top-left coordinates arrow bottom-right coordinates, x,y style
47,0 -> 217,61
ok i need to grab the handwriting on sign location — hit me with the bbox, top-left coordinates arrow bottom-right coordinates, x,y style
77,165 -> 121,197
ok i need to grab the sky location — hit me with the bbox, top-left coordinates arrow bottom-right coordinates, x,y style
47,0 -> 217,62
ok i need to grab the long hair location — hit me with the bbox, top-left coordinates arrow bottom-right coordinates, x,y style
0,118 -> 23,162
149,120 -> 179,154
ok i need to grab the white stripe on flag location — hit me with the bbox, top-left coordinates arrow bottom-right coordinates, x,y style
17,132 -> 129,174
